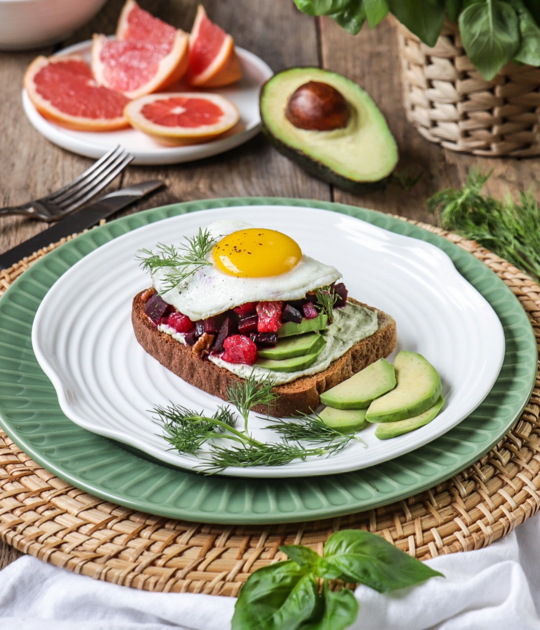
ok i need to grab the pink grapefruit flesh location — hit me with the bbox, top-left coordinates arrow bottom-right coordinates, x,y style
116,0 -> 176,49
124,92 -> 240,145
187,6 -> 242,87
24,55 -> 129,131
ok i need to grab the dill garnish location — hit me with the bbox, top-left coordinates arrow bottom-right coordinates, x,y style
315,286 -> 338,322
137,228 -> 216,291
226,372 -> 278,434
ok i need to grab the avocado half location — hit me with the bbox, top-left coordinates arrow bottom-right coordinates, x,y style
260,68 -> 398,192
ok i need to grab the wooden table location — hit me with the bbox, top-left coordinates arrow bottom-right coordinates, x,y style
0,0 -> 538,571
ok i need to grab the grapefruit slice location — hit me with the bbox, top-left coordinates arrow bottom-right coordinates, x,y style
187,6 -> 242,87
24,56 -> 129,131
124,93 -> 240,145
92,1 -> 189,100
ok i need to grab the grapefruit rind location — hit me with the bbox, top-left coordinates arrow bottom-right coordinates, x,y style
124,93 -> 240,146
24,55 -> 130,132
91,31 -> 189,100
187,5 -> 243,87
116,0 -> 138,40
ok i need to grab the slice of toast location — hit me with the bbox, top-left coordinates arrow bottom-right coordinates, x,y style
132,292 -> 397,417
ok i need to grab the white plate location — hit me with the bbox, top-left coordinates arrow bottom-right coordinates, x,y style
32,206 -> 505,478
22,39 -> 272,165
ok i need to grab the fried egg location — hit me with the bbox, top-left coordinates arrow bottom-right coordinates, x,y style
152,221 -> 342,321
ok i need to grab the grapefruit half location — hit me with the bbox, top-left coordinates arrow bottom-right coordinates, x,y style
92,1 -> 189,100
187,6 -> 242,88
24,55 -> 129,131
124,93 -> 240,145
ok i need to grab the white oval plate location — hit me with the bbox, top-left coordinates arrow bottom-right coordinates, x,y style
32,205 -> 505,478
22,39 -> 272,165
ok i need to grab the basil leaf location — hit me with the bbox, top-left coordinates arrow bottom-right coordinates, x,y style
460,0 -> 520,80
293,0 -> 355,16
509,0 -> 540,66
322,530 -> 444,593
302,583 -> 359,630
387,0 -> 446,46
232,561 -> 320,630
330,0 -> 367,34
364,0 -> 389,28
280,545 -> 321,571
523,0 -> 540,26
445,0 -> 463,21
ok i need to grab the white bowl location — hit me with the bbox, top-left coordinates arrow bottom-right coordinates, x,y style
0,0 -> 107,50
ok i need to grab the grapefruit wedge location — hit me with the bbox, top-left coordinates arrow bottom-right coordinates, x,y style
92,1 -> 189,100
124,93 -> 240,145
187,6 -> 242,87
24,56 -> 129,131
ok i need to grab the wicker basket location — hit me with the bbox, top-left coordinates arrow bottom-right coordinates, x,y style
396,21 -> 540,156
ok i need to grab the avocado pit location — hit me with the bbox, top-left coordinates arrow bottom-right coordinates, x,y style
285,81 -> 350,131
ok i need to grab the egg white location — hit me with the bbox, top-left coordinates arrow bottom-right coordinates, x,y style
151,221 -> 342,321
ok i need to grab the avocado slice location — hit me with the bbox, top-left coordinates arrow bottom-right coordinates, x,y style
366,352 -> 442,423
318,407 -> 369,434
260,68 -> 398,192
257,332 -> 322,360
278,313 -> 327,338
255,335 -> 326,372
375,396 -> 444,440
320,358 -> 396,409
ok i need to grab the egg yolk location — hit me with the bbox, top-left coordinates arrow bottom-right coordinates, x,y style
213,229 -> 302,277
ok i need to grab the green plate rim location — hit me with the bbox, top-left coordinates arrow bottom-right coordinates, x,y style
0,197 -> 536,525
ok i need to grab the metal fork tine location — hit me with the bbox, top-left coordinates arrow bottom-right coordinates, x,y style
61,154 -> 135,215
55,149 -> 133,210
48,146 -> 123,202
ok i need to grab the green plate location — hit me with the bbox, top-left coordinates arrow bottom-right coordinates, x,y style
0,198 -> 536,524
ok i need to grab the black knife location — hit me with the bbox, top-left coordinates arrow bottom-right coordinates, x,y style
0,180 -> 164,272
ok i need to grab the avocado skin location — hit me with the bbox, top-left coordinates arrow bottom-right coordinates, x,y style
262,125 -> 390,193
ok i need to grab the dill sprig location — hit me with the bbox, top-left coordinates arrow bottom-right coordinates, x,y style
227,372 -> 278,434
203,440 -> 345,474
428,170 -> 540,281
154,404 -> 241,454
315,286 -> 338,323
137,228 -> 216,291
265,413 -> 355,449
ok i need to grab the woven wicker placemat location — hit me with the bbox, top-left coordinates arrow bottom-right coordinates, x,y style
0,219 -> 539,596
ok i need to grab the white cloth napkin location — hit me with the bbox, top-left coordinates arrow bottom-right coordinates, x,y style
2,513 -> 540,630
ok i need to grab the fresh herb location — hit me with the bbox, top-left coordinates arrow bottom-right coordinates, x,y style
227,372 -> 279,434
315,286 -> 338,322
428,169 -> 540,281
266,412 -> 359,449
293,0 -> 540,80
232,529 -> 443,629
392,168 -> 424,192
137,228 -> 216,292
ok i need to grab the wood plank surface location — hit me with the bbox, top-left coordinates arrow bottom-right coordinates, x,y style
0,0 -> 538,571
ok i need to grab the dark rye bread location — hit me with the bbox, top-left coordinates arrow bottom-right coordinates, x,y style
132,292 -> 397,417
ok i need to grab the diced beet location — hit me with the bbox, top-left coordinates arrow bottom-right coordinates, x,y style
282,304 -> 303,324
222,335 -> 258,365
256,301 -> 283,333
195,321 -> 205,337
250,332 -> 278,347
213,317 -> 238,353
303,302 -> 318,320
238,313 -> 258,335
204,314 -> 224,335
145,293 -> 170,326
184,330 -> 198,346
234,302 -> 256,316
333,282 -> 348,308
166,312 -> 194,333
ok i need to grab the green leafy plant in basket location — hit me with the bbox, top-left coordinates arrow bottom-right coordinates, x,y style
232,529 -> 443,629
293,0 -> 540,80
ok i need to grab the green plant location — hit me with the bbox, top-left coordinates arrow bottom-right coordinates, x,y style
232,529 -> 443,629
428,170 -> 540,281
293,0 -> 540,79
